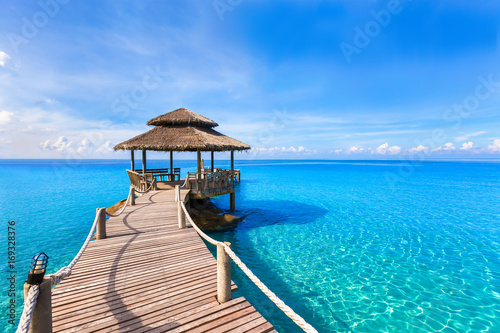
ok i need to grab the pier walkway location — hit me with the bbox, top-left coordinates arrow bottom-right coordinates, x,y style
50,189 -> 275,332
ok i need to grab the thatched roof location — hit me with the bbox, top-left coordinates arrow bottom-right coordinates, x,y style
114,108 -> 250,152
147,108 -> 218,127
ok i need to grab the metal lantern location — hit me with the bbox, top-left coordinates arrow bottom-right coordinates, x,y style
26,252 -> 49,285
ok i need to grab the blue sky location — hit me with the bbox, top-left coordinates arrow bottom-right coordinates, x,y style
0,0 -> 499,159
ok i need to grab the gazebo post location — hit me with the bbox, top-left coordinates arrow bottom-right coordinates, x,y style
170,151 -> 174,181
142,149 -> 146,176
131,150 -> 135,171
230,150 -> 235,210
211,150 -> 214,171
197,148 -> 202,190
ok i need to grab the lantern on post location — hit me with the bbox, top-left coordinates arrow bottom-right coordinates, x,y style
26,253 -> 49,285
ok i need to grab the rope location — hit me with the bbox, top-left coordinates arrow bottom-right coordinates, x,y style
181,203 -> 218,245
17,186 -> 135,332
179,201 -> 318,333
134,178 -> 156,194
179,176 -> 189,189
223,245 -> 317,333
15,285 -> 39,333
50,208 -> 103,286
105,187 -> 133,217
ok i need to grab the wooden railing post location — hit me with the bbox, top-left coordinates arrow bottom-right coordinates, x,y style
217,242 -> 232,303
95,208 -> 106,240
130,187 -> 135,206
23,277 -> 52,333
176,185 -> 186,229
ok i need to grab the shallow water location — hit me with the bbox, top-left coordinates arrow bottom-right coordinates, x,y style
1,159 -> 499,332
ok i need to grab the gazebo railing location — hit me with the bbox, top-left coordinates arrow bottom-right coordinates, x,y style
185,170 -> 238,193
126,170 -> 157,192
202,168 -> 240,183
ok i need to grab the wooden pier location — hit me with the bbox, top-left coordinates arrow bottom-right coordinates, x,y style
50,189 -> 275,332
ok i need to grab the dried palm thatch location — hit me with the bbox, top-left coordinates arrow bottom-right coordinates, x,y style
147,108 -> 218,127
114,108 -> 250,152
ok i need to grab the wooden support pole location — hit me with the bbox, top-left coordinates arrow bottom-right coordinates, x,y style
176,185 -> 186,229
142,149 -> 147,176
230,149 -> 235,210
197,148 -> 202,191
131,150 -> 135,171
217,242 -> 232,303
95,208 -> 106,240
230,192 -> 235,211
211,150 -> 214,171
23,277 -> 52,333
230,150 -> 234,187
170,151 -> 174,181
130,188 -> 135,206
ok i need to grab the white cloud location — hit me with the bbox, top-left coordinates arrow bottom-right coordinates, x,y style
52,136 -> 72,152
408,145 -> 430,154
433,142 -> 455,152
376,142 -> 389,154
76,138 -> 93,153
488,139 -> 500,153
376,142 -> 401,155
39,136 -> 72,152
0,51 -> 10,67
388,145 -> 402,154
460,141 -> 474,150
334,149 -> 342,154
39,139 -> 51,150
455,131 -> 487,142
249,145 -> 312,155
348,146 -> 364,153
96,140 -> 114,153
0,110 -> 14,126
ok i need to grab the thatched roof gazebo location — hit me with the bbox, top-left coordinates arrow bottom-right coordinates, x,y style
114,108 -> 250,209
115,108 -> 250,152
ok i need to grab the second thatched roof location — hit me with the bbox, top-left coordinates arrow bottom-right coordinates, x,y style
147,108 -> 218,127
114,108 -> 250,152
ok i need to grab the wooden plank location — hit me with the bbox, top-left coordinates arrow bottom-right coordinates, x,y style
51,189 -> 273,332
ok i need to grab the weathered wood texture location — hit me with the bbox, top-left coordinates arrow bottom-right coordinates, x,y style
51,190 -> 274,332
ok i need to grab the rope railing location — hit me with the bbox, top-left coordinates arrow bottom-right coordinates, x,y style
133,178 -> 157,194
15,285 -> 39,333
104,187 -> 134,217
179,201 -> 318,333
16,183 -> 152,333
18,182 -> 309,332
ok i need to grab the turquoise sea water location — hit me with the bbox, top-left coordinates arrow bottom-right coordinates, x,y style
1,159 -> 499,332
